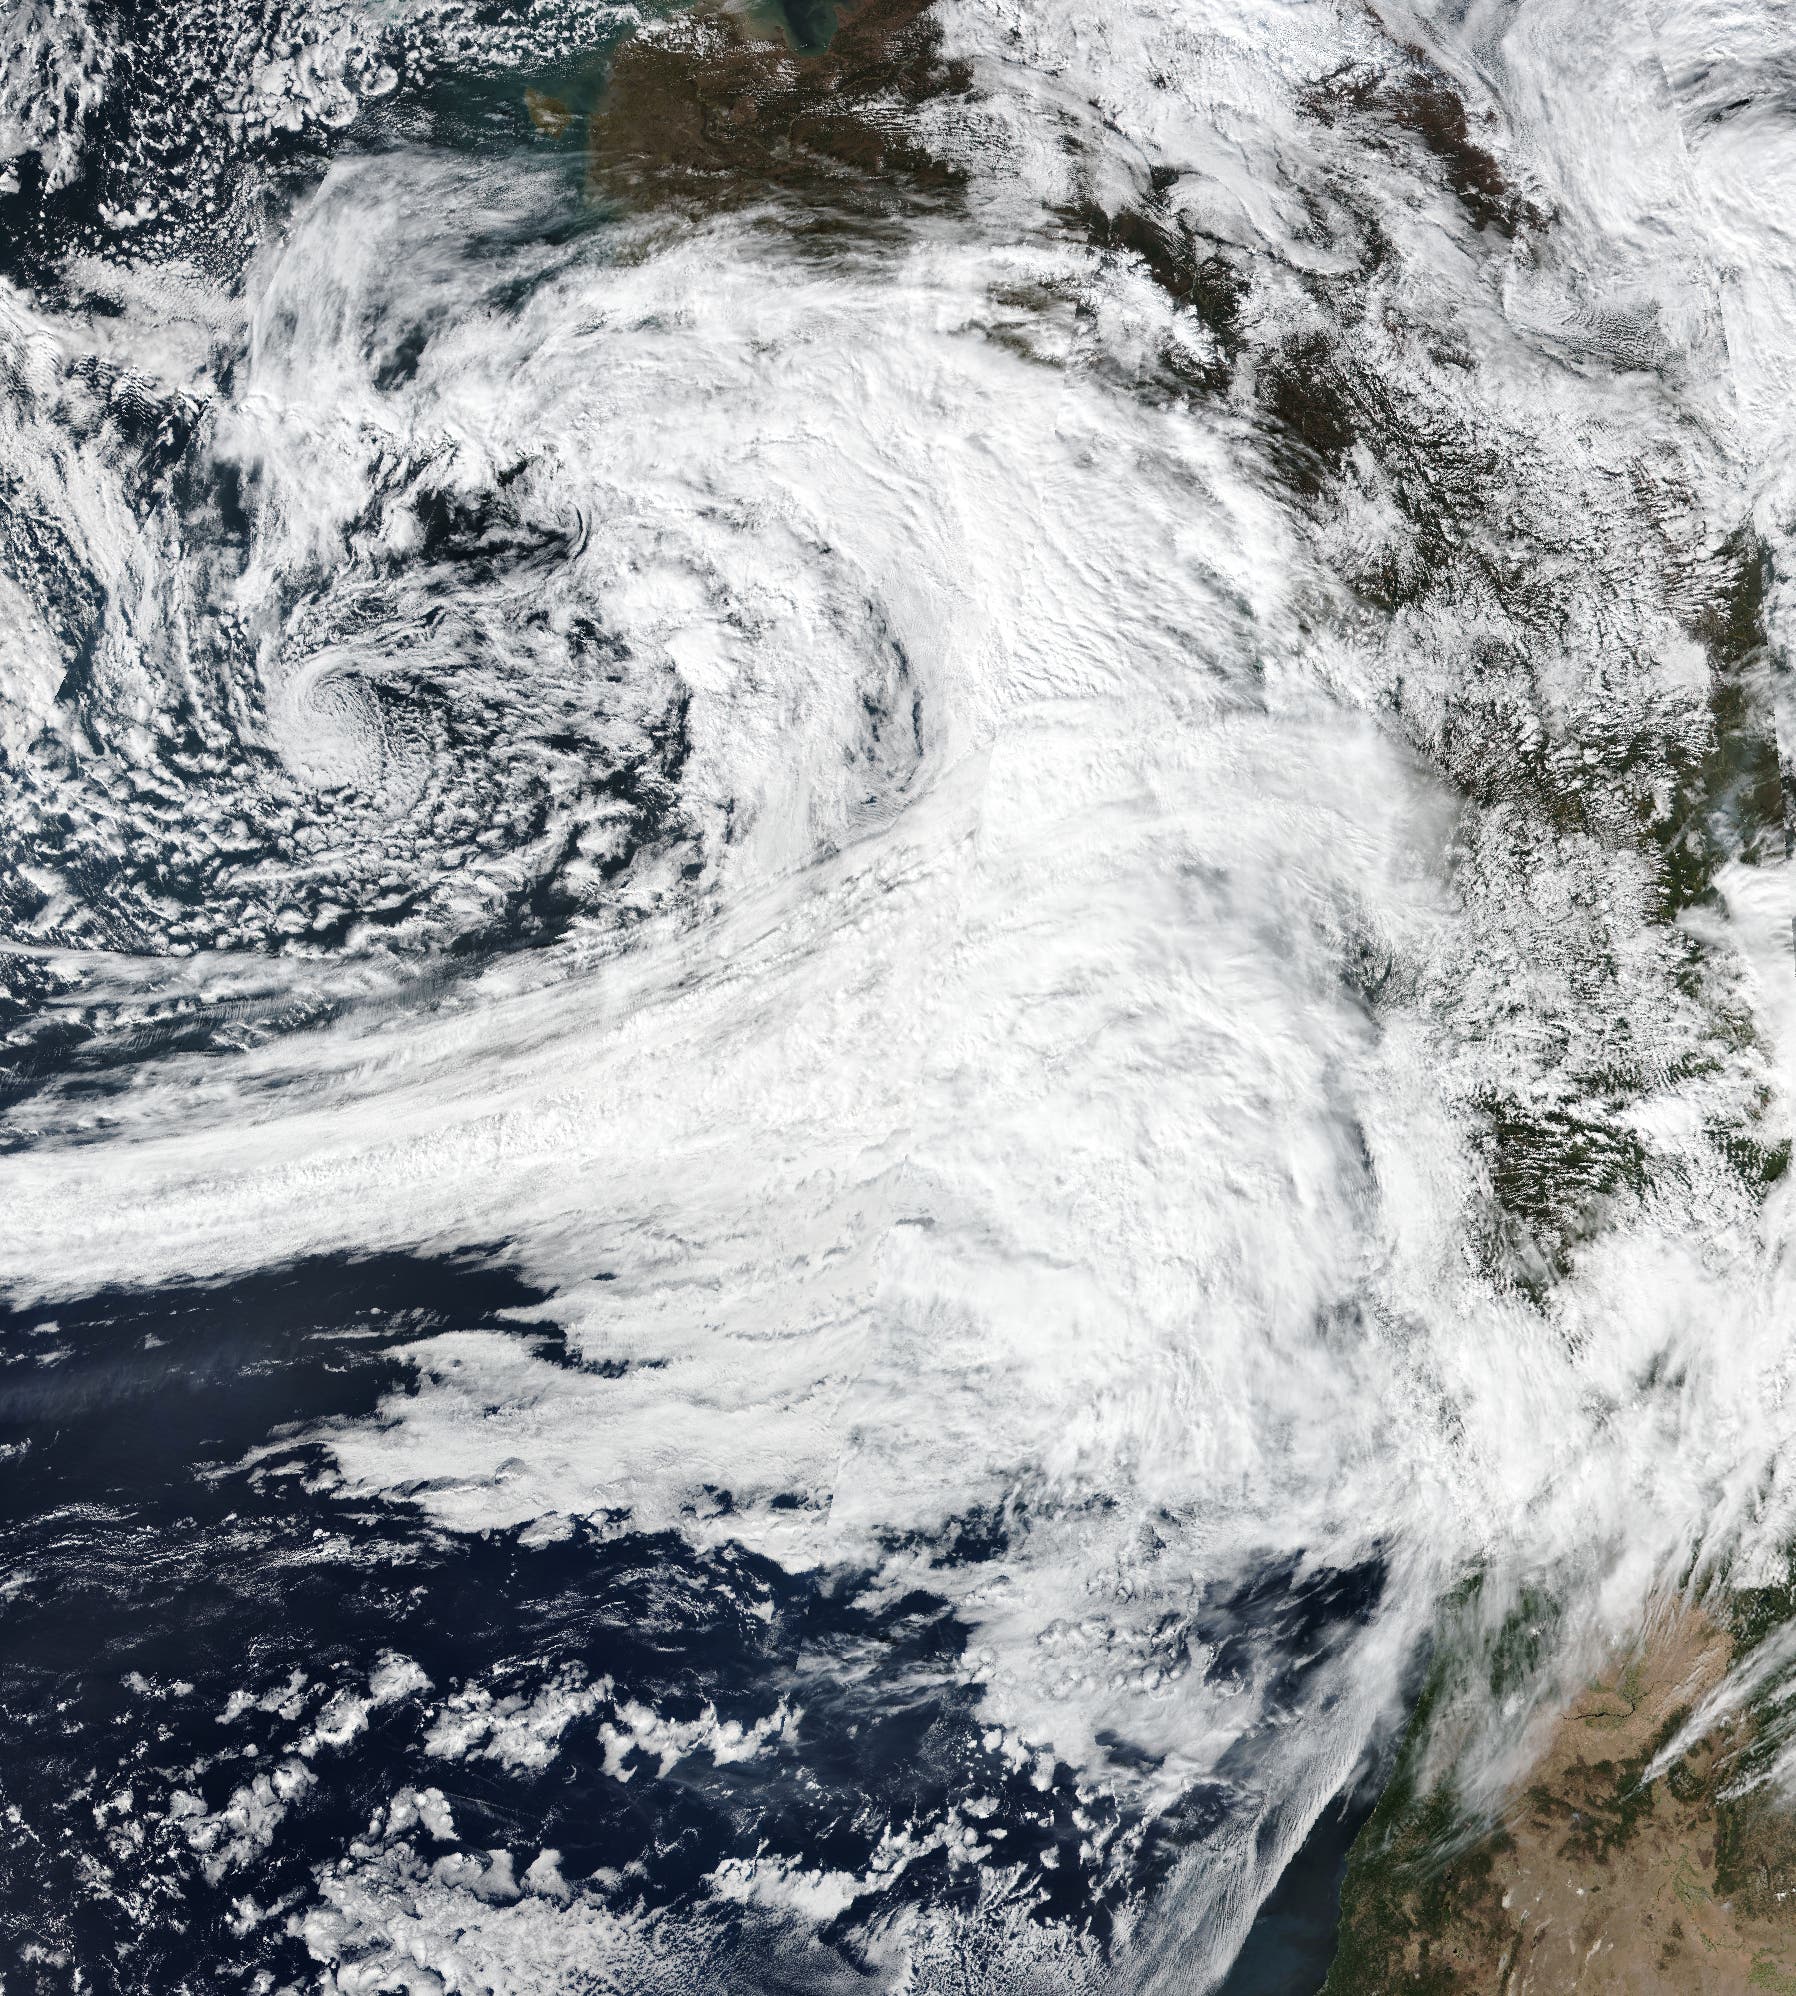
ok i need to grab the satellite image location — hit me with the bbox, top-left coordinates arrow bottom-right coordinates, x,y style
0,0 -> 1791,1990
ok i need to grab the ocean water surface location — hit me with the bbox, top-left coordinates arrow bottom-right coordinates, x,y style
0,0 -> 1792,1989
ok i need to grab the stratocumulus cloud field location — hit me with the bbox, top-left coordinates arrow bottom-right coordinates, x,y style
0,0 -> 1791,1990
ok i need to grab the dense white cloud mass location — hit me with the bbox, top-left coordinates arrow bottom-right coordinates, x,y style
0,0 -> 1790,1987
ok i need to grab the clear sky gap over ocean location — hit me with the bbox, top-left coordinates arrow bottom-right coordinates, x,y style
0,0 -> 1791,1989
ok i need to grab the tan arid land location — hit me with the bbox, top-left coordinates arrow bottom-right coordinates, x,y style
1327,1605 -> 1796,1994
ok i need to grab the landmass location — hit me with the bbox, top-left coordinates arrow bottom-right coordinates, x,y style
1328,1596 -> 1796,1993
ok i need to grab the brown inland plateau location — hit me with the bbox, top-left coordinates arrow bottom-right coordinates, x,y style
1327,1605 -> 1796,1994
583,0 -> 970,221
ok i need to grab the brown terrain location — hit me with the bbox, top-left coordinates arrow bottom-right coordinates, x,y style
1328,1603 -> 1796,1993
580,0 -> 970,221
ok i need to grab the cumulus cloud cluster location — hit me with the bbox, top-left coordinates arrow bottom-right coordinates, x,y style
0,0 -> 1791,1986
